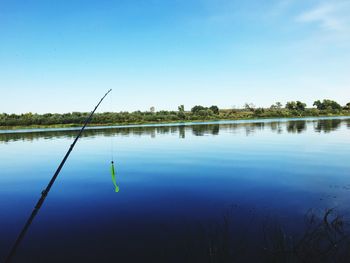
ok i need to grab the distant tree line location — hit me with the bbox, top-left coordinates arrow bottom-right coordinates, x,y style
1,99 -> 349,127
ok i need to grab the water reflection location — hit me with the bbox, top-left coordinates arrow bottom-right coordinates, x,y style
269,121 -> 283,134
1,117 -> 350,262
0,118 -> 349,143
191,124 -> 220,136
286,121 -> 307,134
314,119 -> 342,133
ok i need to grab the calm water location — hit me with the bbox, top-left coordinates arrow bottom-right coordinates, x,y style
1,117 -> 350,262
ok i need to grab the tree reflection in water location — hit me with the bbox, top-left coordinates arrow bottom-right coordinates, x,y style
0,118 -> 349,143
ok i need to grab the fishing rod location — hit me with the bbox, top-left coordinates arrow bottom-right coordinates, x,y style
4,89 -> 112,263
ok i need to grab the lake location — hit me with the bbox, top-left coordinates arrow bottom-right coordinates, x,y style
1,117 -> 350,262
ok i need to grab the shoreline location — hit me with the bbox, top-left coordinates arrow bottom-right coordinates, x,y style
1,115 -> 350,134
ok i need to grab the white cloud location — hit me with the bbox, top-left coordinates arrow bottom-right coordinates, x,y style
296,1 -> 350,32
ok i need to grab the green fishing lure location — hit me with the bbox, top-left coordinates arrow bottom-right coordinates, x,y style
111,161 -> 119,192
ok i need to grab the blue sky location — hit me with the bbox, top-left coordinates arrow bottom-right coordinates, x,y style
1,0 -> 349,113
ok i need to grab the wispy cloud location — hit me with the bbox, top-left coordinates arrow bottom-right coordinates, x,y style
296,1 -> 350,32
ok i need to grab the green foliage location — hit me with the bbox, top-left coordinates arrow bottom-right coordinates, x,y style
0,99 -> 348,128
190,105 -> 219,118
209,105 -> 219,114
285,101 -> 297,110
313,100 -> 322,109
313,99 -> 342,111
270,102 -> 283,110
191,105 -> 206,113
285,101 -> 306,111
177,105 -> 186,119
244,103 -> 255,112
296,101 -> 306,111
254,108 -> 265,116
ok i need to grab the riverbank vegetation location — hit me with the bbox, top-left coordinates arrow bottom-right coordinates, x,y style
172,206 -> 350,263
1,99 -> 349,129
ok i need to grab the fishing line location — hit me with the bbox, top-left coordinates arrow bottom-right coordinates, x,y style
109,89 -> 119,192
110,89 -> 114,163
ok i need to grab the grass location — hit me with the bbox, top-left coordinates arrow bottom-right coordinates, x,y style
166,207 -> 350,263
